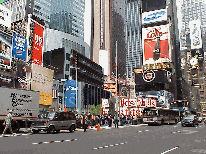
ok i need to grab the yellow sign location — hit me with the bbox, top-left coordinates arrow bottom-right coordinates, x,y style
39,92 -> 52,106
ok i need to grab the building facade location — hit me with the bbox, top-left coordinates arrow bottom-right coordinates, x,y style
125,0 -> 142,78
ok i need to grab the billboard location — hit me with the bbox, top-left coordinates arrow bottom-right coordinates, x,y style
142,9 -> 167,25
189,20 -> 202,50
12,34 -> 27,60
32,23 -> 44,65
102,99 -> 109,108
31,63 -> 54,95
0,30 -> 12,68
39,92 -> 52,106
0,5 -> 11,28
16,64 -> 31,90
142,25 -> 170,65
64,80 -> 77,108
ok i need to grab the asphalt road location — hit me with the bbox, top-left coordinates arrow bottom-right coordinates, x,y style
0,122 -> 205,154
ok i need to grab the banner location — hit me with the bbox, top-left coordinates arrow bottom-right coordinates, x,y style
64,80 -> 77,108
102,99 -> 109,108
119,98 -> 157,108
142,9 -> 167,24
39,92 -> 52,106
189,20 -> 202,50
31,63 -> 54,94
142,25 -> 170,65
0,30 -> 12,68
0,5 -> 11,28
32,23 -> 44,65
16,64 -> 31,90
12,34 -> 27,60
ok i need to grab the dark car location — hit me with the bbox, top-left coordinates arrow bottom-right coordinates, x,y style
181,115 -> 198,127
30,111 -> 76,133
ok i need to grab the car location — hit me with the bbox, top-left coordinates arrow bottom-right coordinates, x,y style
181,115 -> 198,127
30,111 -> 76,133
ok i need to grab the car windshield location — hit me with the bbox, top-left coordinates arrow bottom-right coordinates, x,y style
38,112 -> 55,119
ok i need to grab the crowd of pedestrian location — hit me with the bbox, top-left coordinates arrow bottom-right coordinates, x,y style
76,113 -> 142,131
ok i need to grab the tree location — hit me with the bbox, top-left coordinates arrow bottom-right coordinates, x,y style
89,104 -> 102,115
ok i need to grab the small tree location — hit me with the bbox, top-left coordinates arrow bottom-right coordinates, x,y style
89,104 -> 102,115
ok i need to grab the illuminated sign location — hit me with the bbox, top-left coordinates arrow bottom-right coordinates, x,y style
142,9 -> 167,24
143,70 -> 155,82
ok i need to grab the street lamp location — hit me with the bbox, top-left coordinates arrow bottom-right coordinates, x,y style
61,79 -> 67,111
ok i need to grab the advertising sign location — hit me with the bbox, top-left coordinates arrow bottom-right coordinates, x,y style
189,20 -> 202,49
32,23 -> 44,65
142,9 -> 167,24
119,98 -> 157,108
102,108 -> 109,115
64,80 -> 77,108
0,30 -> 12,68
142,25 -> 170,65
12,34 -> 27,60
31,63 -> 54,95
0,87 -> 39,118
102,99 -> 109,108
16,64 -> 31,90
0,74 -> 13,88
104,83 -> 116,96
39,92 -> 52,106
0,5 -> 11,28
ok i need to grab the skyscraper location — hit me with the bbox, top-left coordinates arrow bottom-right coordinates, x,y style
125,0 -> 142,78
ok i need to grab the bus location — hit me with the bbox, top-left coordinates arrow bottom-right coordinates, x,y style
142,107 -> 180,125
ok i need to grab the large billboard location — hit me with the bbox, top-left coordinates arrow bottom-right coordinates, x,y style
12,34 -> 27,60
32,23 -> 44,65
0,30 -> 12,68
16,64 -> 31,90
64,80 -> 77,108
0,5 -> 11,28
142,9 -> 167,25
142,25 -> 170,65
189,20 -> 202,50
31,63 -> 54,95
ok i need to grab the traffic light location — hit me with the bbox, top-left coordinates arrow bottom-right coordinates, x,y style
59,96 -> 62,104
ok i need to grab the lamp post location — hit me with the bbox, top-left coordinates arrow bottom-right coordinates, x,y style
61,79 -> 67,111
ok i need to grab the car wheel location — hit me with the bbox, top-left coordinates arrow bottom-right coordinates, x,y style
69,125 -> 75,133
47,126 -> 55,134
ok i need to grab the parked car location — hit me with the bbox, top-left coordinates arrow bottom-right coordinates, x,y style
181,115 -> 198,127
30,111 -> 76,133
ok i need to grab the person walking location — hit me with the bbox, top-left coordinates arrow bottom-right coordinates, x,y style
114,114 -> 118,128
2,110 -> 14,136
84,115 -> 89,132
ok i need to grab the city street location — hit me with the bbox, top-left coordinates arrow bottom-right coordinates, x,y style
0,123 -> 205,154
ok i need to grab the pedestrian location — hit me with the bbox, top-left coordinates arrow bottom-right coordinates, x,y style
84,115 -> 89,132
114,114 -> 118,128
2,110 -> 14,136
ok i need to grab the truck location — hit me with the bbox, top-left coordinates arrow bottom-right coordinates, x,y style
0,87 -> 39,133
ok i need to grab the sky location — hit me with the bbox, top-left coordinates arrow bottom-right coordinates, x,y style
84,0 -> 91,46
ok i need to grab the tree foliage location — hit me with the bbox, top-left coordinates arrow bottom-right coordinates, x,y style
89,104 -> 102,115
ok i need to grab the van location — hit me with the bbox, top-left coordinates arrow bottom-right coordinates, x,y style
181,115 -> 198,127
30,111 -> 76,133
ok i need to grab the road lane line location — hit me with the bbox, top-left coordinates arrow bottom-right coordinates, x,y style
161,146 -> 179,154
32,139 -> 77,145
92,142 -> 128,150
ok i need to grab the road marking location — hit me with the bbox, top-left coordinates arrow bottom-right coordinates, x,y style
191,149 -> 206,153
0,133 -> 32,137
161,146 -> 179,154
32,139 -> 77,145
92,142 -> 128,150
137,130 -> 149,133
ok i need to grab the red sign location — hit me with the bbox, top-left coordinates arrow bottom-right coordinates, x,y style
32,23 -> 43,65
119,98 -> 157,107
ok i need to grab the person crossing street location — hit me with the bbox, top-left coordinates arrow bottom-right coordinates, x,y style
2,110 -> 14,136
